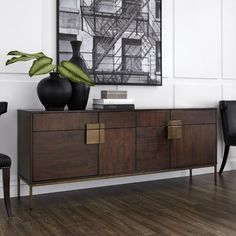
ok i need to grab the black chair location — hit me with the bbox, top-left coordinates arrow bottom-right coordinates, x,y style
0,102 -> 12,217
219,101 -> 236,175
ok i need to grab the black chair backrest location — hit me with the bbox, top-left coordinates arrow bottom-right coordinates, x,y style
219,101 -> 236,144
0,102 -> 8,116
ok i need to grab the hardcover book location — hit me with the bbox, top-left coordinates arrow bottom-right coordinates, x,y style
93,98 -> 133,105
93,104 -> 135,110
101,90 -> 127,99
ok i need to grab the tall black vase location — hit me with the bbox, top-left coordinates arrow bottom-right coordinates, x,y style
67,41 -> 90,110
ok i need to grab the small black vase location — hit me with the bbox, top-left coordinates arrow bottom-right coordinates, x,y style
67,40 -> 90,110
37,72 -> 72,111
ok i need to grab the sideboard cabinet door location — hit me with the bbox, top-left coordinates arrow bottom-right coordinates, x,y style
136,111 -> 170,172
99,112 -> 136,175
31,112 -> 99,182
170,110 -> 217,168
33,131 -> 98,181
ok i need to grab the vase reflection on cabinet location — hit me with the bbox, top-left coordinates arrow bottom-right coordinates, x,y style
67,40 -> 90,110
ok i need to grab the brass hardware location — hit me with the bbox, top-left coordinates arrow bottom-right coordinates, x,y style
99,123 -> 105,144
168,120 -> 182,140
86,123 -> 105,144
86,123 -> 100,144
168,120 -> 182,126
86,123 -> 100,130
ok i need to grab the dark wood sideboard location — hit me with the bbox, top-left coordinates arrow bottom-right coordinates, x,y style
18,108 -> 217,209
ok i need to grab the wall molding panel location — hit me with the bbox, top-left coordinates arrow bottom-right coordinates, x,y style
222,0 -> 236,79
174,0 -> 222,79
0,0 -> 236,198
0,0 -> 44,74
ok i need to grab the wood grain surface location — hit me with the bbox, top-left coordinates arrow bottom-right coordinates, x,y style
99,128 -> 135,175
2,171 -> 236,235
33,131 -> 98,181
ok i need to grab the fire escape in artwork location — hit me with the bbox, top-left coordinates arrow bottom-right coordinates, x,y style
80,0 -> 161,84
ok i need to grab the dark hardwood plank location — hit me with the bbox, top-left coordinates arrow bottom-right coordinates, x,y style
4,169 -> 236,235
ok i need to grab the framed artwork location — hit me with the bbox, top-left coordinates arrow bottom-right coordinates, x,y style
57,0 -> 162,85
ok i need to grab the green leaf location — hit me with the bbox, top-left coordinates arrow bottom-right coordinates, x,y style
6,56 -> 35,65
6,51 -> 46,66
7,50 -> 30,56
29,57 -> 56,77
7,51 -> 45,58
30,52 -> 46,58
58,61 -> 94,86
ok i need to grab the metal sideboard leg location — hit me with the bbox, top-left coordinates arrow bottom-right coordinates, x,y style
29,185 -> 33,211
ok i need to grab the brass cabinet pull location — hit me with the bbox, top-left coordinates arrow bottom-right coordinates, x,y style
87,123 -> 100,130
168,120 -> 182,140
86,123 -> 100,144
86,123 -> 105,144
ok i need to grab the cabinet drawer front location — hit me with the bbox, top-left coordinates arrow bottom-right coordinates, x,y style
33,131 -> 98,181
171,110 -> 216,125
136,143 -> 170,171
99,112 -> 135,128
33,113 -> 98,131
137,127 -> 168,144
137,111 -> 170,127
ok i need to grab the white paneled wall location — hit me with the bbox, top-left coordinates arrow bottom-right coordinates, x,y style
222,0 -> 236,79
174,84 -> 221,108
174,0 -> 222,79
0,0 -> 236,198
0,0 -> 43,74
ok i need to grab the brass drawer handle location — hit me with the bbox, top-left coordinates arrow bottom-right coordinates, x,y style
86,123 -> 105,144
86,123 -> 100,130
168,120 -> 182,140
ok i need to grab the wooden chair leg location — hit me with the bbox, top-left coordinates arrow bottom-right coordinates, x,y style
219,145 -> 230,175
2,168 -> 12,217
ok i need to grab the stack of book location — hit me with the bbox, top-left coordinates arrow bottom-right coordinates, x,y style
93,90 -> 135,110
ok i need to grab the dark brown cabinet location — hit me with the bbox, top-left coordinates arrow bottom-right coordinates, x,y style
99,112 -> 136,175
33,131 -> 98,181
99,128 -> 135,175
18,108 -> 217,208
136,111 -> 170,172
170,110 -> 216,168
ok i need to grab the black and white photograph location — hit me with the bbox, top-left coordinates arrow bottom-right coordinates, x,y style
57,0 -> 162,85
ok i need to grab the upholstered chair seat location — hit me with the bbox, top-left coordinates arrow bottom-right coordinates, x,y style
0,154 -> 11,168
0,102 -> 12,217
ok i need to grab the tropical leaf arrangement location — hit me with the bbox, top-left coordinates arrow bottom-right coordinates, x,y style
6,51 -> 94,86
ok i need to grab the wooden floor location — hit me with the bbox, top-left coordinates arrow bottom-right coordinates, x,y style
1,171 -> 236,236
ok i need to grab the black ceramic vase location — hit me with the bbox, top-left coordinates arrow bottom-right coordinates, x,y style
67,40 -> 90,110
37,72 -> 72,111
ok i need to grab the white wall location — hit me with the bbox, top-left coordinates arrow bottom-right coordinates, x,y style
1,0 -> 236,198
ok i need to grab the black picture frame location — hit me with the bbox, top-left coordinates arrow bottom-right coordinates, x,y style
57,0 -> 162,86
